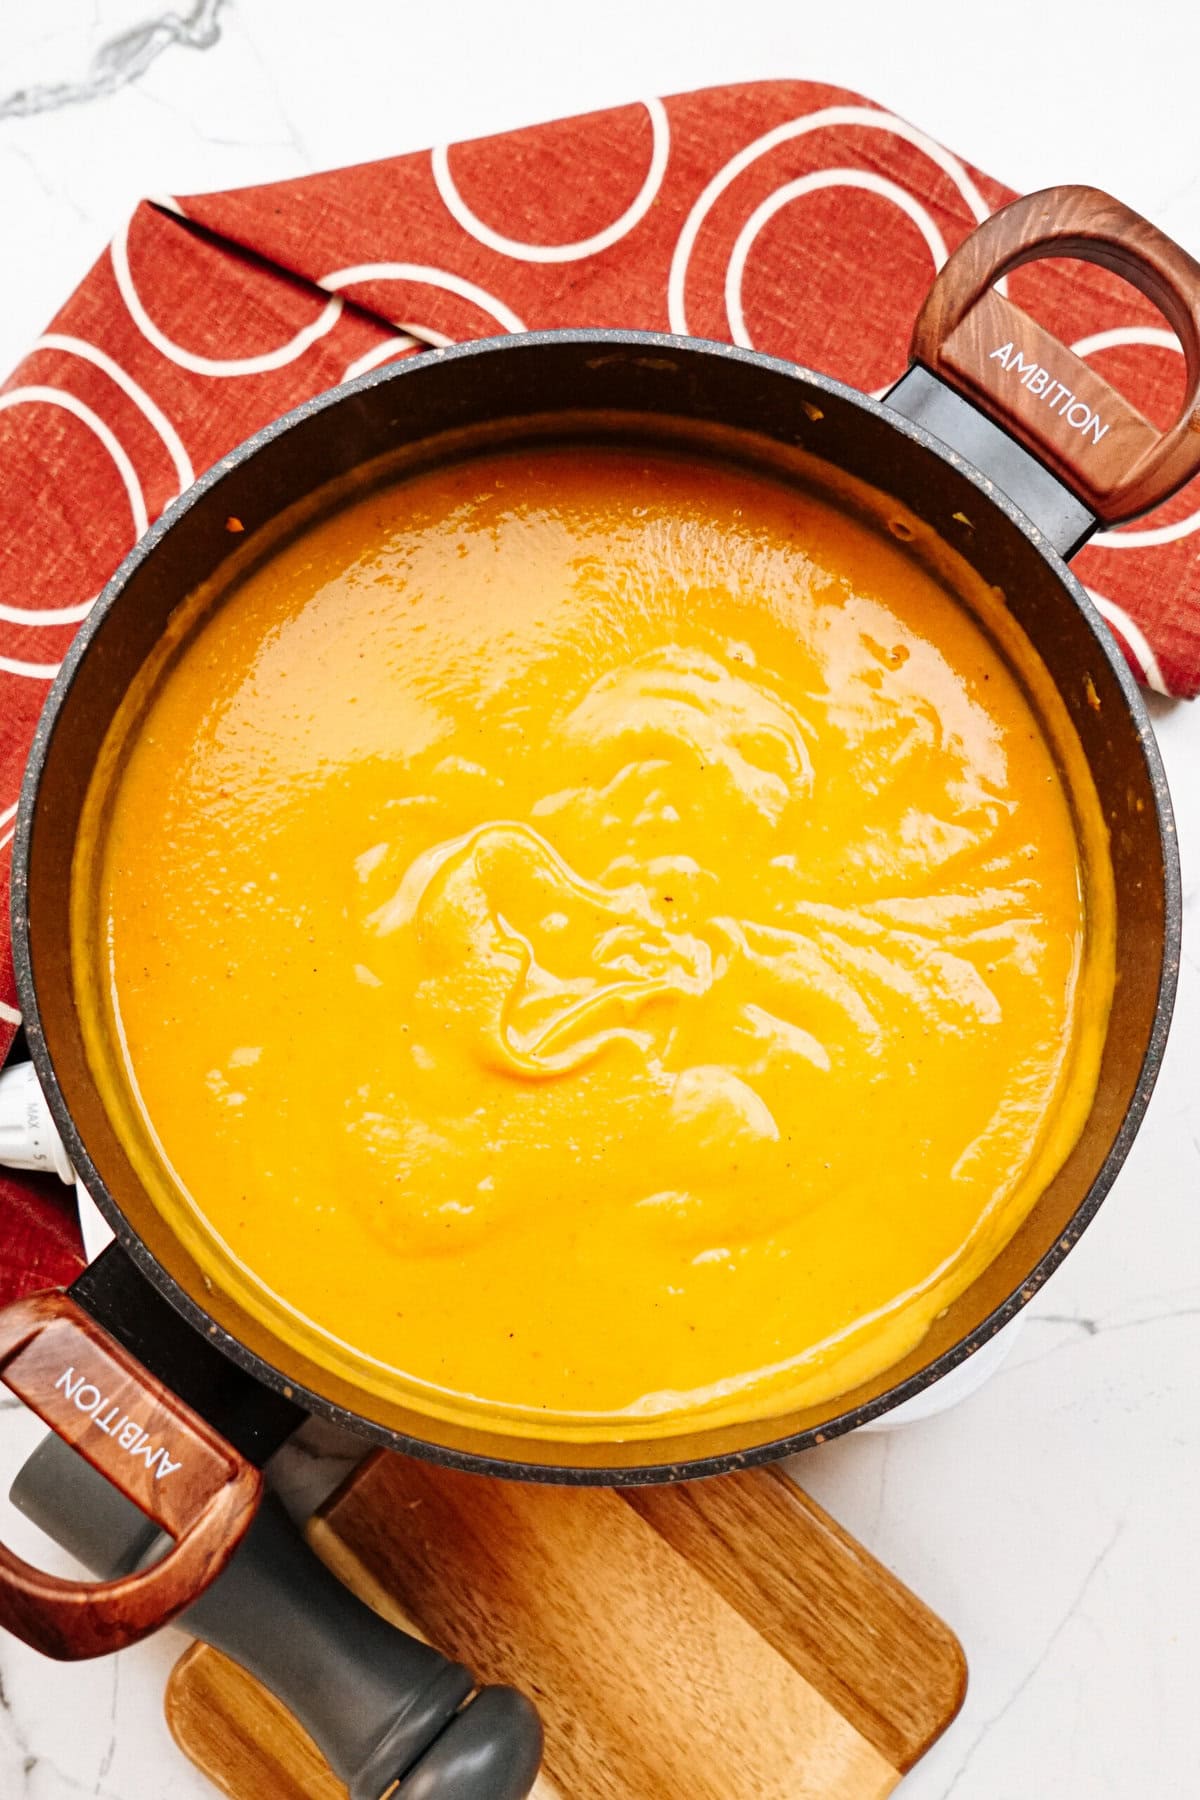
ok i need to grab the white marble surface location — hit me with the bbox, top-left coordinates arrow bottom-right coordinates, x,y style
1,2 -> 1199,1794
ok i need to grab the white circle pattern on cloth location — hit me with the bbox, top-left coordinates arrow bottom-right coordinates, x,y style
667,105 -> 995,338
722,167 -> 949,396
317,262 -> 527,334
431,98 -> 671,263
112,207 -> 346,377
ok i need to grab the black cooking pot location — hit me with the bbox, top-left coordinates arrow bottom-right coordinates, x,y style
2,186 -> 1194,1661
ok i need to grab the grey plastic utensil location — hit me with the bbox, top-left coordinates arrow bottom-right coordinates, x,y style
10,1432 -> 543,1800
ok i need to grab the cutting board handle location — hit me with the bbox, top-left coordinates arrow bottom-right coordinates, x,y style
10,1429 -> 543,1800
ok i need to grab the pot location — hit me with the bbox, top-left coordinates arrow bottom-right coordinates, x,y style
1,186 -> 1193,1660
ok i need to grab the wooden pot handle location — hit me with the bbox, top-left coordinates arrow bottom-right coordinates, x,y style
0,1290 -> 262,1660
910,184 -> 1200,523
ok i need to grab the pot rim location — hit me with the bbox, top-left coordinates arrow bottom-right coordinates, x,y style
10,327 -> 1182,1483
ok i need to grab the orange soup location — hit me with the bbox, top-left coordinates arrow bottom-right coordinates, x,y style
73,445 -> 1115,1436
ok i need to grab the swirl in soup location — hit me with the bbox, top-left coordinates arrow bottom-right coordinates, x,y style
75,444 -> 1114,1435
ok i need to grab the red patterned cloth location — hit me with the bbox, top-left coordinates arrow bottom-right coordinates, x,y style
1,79 -> 1195,1298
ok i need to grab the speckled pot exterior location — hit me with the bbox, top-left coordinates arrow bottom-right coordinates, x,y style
10,331 -> 1180,1483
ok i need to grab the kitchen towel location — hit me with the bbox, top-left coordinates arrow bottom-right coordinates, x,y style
1,77 -> 1196,1296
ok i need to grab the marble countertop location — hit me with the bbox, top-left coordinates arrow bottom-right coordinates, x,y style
1,3 -> 1198,1795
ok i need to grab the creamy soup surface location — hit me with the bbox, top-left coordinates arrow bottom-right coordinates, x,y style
76,445 -> 1114,1435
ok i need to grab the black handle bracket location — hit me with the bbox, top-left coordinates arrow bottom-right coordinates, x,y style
886,364 -> 1097,560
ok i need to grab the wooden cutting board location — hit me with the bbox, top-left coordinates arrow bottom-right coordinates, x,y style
165,1451 -> 966,1799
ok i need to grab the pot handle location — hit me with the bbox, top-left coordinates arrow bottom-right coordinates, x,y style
911,184 -> 1200,524
0,1289 -> 262,1659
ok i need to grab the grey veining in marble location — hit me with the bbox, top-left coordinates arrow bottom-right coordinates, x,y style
0,0 -> 227,123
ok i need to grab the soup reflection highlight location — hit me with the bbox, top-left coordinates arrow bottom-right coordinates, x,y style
74,447 -> 1114,1436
